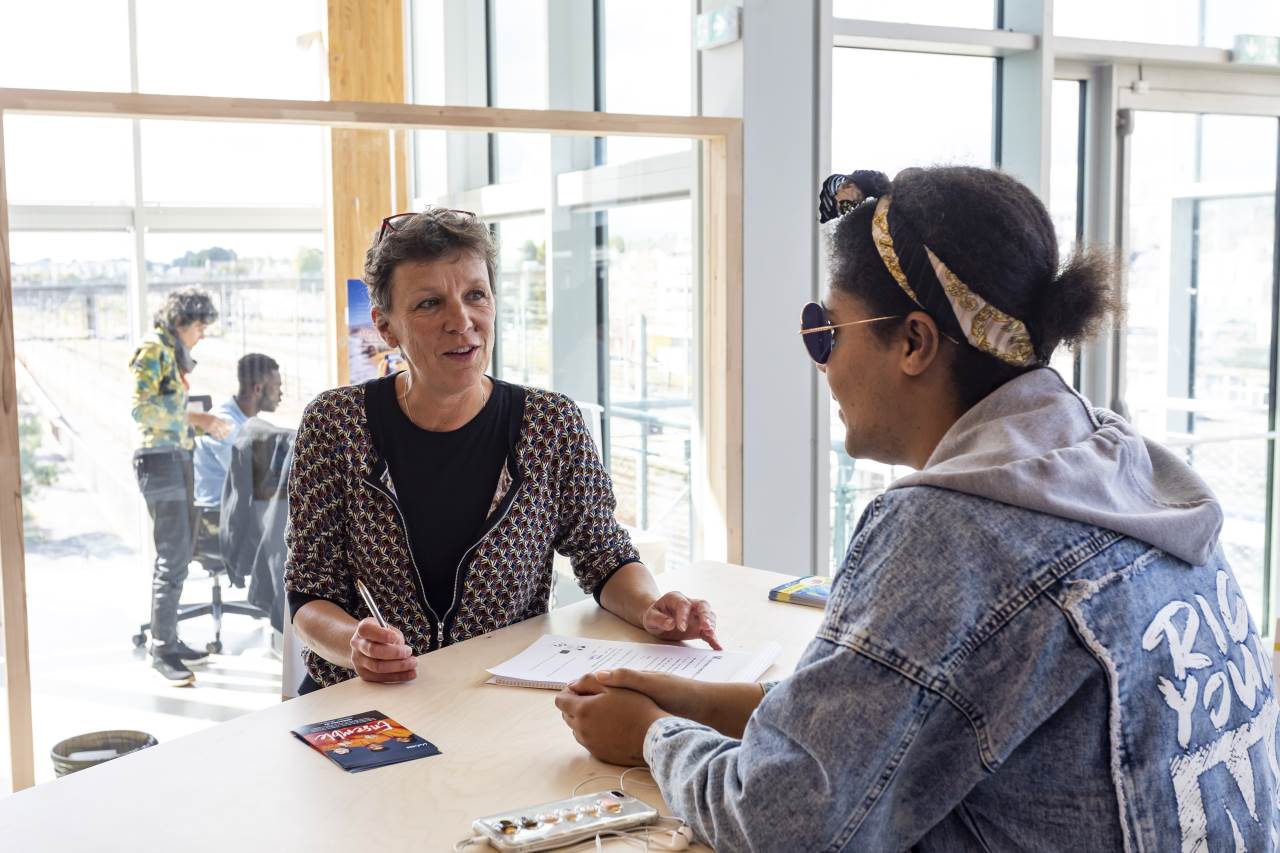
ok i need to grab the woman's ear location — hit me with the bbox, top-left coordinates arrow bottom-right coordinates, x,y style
899,311 -> 943,377
371,306 -> 398,349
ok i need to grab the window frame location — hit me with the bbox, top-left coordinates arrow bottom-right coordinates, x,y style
0,87 -> 742,795
825,5 -> 1280,640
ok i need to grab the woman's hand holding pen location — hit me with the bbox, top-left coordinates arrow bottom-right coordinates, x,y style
349,619 -> 418,683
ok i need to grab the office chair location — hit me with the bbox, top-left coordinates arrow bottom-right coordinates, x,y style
131,505 -> 270,654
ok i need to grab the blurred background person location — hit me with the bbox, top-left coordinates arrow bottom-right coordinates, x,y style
193,352 -> 282,509
129,287 -> 232,686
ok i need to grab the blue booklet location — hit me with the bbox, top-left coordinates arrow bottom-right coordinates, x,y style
292,710 -> 440,773
768,576 -> 832,608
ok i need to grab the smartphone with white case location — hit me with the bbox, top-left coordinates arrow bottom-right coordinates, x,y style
472,789 -> 659,851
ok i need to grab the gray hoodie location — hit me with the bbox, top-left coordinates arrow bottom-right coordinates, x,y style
890,367 -> 1224,566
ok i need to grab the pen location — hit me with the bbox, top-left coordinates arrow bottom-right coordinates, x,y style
355,579 -> 387,628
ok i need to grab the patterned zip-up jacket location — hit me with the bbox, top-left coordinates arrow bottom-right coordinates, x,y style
284,380 -> 639,688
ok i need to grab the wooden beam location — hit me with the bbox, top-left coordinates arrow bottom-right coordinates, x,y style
0,88 -> 740,139
703,128 -> 745,564
327,0 -> 405,387
0,115 -> 36,792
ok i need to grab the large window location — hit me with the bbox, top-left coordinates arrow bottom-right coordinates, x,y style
0,0 -> 325,98
493,215 -> 552,389
134,0 -> 325,99
409,0 -> 449,204
3,115 -> 134,205
408,2 -> 702,573
830,49 -> 994,177
0,0 -> 130,91
139,122 -> 323,206
1121,111 -> 1278,629
1055,1 -> 1280,50
490,0 -> 550,184
142,232 -> 327,420
5,102 -> 325,784
1048,78 -> 1085,384
827,47 -> 996,568
833,0 -> 995,29
604,200 -> 696,565
601,0 -> 693,165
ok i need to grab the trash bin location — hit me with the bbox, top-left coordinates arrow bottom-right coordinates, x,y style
50,730 -> 157,777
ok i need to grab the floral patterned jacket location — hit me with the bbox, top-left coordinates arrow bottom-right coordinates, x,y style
128,327 -> 193,450
284,380 -> 638,688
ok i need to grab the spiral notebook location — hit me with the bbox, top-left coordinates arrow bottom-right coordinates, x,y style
486,634 -> 781,690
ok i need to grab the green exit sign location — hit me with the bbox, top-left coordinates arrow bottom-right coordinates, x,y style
1233,34 -> 1280,65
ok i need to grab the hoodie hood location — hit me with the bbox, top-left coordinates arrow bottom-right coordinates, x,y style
888,368 -> 1223,566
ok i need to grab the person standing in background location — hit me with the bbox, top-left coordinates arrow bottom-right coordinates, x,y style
129,287 -> 232,687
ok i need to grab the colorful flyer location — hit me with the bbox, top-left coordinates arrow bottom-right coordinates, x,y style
292,710 -> 440,773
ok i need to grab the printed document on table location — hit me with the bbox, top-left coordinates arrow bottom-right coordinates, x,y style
486,635 -> 782,690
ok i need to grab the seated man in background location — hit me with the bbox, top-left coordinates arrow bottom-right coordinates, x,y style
220,403 -> 295,629
192,353 -> 282,510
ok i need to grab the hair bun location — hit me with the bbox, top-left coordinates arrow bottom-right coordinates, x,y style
848,170 -> 891,198
818,170 -> 892,223
1032,247 -> 1120,356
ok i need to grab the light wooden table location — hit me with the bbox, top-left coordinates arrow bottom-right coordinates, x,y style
0,561 -> 822,851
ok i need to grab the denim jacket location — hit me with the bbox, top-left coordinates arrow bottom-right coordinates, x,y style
644,369 -> 1279,852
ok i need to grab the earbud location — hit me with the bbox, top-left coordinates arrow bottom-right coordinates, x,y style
647,826 -> 693,850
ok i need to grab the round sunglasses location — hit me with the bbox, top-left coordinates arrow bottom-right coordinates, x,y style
798,302 -> 902,365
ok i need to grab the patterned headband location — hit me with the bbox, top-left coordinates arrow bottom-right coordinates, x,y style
818,172 -> 1038,368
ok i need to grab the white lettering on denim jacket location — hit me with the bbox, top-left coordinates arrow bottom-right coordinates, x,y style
1142,570 -> 1280,851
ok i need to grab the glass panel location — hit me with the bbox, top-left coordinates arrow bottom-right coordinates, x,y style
1049,79 -> 1083,385
831,49 -> 994,180
2,236 -> 135,791
493,215 -> 551,389
604,199 -> 695,569
0,0 -> 130,92
828,48 -> 995,569
1050,80 -> 1083,255
3,115 -> 134,206
11,226 -> 323,785
142,233 -> 328,425
410,0 -> 449,203
833,0 -> 995,29
602,0 -> 693,165
491,0 -> 550,183
135,0 -> 326,99
10,231 -> 152,786
140,121 -> 324,206
413,130 -> 702,574
1055,0 -> 1280,49
410,0 -> 446,102
1123,112 -> 1278,628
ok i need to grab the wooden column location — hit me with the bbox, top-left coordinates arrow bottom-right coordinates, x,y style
703,129 -> 744,565
0,115 -> 36,792
327,0 -> 408,386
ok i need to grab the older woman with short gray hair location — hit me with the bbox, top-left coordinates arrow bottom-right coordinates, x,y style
285,208 -> 718,694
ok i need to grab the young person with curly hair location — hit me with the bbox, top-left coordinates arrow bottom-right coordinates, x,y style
557,166 -> 1278,852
